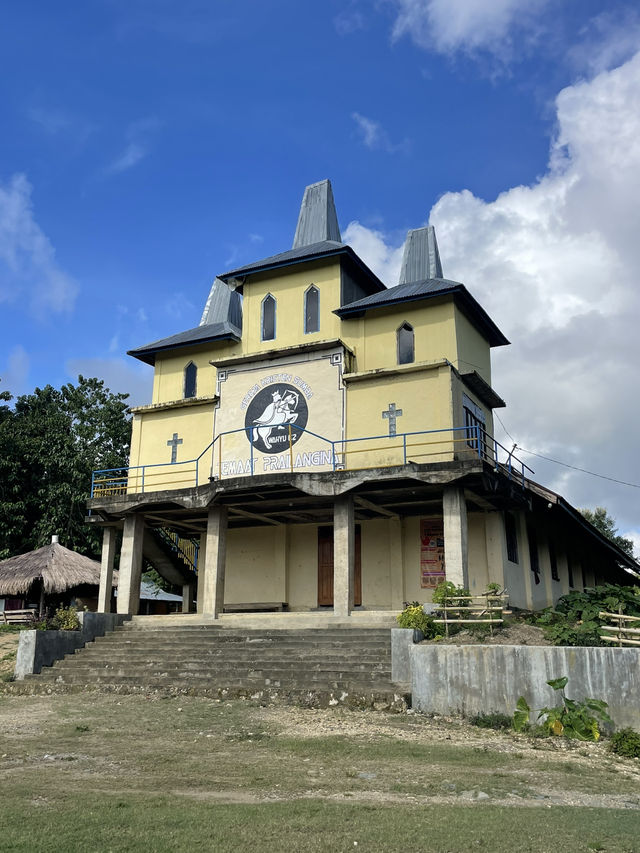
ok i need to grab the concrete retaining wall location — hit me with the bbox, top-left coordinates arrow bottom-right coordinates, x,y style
402,643 -> 640,730
14,612 -> 128,680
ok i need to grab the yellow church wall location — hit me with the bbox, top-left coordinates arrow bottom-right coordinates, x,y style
287,524 -> 319,609
241,260 -> 342,353
344,300 -> 458,373
360,519 -> 394,608
152,341 -> 239,405
127,403 -> 215,492
225,527 -> 286,603
345,366 -> 455,468
403,516 -> 423,604
453,308 -> 492,384
467,513 -> 489,593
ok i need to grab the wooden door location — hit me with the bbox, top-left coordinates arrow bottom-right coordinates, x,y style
317,526 -> 362,606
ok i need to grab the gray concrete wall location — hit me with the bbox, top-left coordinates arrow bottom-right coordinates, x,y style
14,612 -> 128,680
391,628 -> 413,683
407,644 -> 640,730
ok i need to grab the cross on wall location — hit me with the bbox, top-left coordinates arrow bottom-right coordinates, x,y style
167,433 -> 183,463
382,403 -> 403,437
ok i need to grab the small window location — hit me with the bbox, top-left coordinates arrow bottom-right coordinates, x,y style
549,540 -> 559,582
262,294 -> 276,341
397,323 -> 414,364
304,285 -> 319,334
505,512 -> 519,564
184,362 -> 197,399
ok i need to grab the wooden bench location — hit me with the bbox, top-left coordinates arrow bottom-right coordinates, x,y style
223,602 -> 288,613
1,608 -> 37,625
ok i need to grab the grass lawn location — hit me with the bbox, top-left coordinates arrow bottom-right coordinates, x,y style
0,691 -> 639,852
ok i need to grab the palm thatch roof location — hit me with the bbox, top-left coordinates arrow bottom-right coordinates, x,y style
0,542 -> 106,596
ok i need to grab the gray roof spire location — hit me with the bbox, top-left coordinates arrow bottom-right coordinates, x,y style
292,179 -> 341,249
200,277 -> 242,328
399,225 -> 443,284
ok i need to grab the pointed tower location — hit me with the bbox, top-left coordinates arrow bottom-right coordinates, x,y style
398,225 -> 443,284
200,277 -> 242,329
292,179 -> 342,249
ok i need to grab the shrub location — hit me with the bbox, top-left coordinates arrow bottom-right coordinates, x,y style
513,676 -> 612,741
469,712 -> 512,730
50,605 -> 80,631
536,584 -> 640,647
609,728 -> 640,759
396,604 -> 437,637
432,580 -> 470,608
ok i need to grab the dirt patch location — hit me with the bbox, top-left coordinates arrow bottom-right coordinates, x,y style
0,631 -> 20,678
423,622 -> 549,646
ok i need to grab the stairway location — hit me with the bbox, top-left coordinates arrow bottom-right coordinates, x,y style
21,624 -> 409,710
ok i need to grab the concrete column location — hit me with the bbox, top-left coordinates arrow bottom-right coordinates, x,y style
389,517 -> 405,610
333,495 -> 355,618
196,531 -> 207,615
98,527 -> 117,613
182,583 -> 195,613
443,486 -> 468,589
117,515 -> 145,615
201,506 -> 228,617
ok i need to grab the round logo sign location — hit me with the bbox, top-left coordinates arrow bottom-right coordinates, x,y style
244,384 -> 309,454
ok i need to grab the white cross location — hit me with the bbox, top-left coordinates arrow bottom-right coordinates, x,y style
382,403 -> 403,436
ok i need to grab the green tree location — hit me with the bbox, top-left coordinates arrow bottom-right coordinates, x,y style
0,376 -> 131,560
580,506 -> 635,558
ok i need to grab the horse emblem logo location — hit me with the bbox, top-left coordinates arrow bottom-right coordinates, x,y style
244,384 -> 309,453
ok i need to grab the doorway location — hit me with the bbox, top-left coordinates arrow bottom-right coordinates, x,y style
317,525 -> 362,606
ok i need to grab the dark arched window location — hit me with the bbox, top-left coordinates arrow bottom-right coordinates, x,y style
262,294 -> 276,341
304,285 -> 319,334
397,322 -> 414,364
184,362 -> 197,398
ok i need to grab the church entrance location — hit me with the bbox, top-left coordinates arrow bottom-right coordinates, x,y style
317,525 -> 362,607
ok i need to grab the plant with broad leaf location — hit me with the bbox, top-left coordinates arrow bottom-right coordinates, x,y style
513,676 -> 612,741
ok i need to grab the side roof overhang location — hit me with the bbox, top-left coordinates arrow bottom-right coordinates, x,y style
127,322 -> 242,366
335,278 -> 510,348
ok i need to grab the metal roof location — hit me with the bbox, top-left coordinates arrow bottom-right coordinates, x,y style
219,240 -> 346,280
334,278 -> 510,347
292,179 -> 341,248
200,277 -> 243,328
399,226 -> 443,283
127,321 -> 242,365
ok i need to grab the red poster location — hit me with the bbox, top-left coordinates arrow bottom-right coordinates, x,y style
420,518 -> 445,589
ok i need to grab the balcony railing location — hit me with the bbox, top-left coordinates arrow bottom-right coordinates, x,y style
90,425 -> 533,497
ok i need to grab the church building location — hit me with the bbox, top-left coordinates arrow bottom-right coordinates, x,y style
89,180 -> 637,618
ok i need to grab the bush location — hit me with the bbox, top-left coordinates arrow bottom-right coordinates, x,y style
469,712 -> 512,730
396,604 -> 437,638
50,605 -> 80,631
609,728 -> 640,758
513,676 -> 612,741
536,584 -> 640,647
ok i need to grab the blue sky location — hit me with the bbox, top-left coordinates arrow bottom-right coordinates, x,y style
2,0 -> 640,545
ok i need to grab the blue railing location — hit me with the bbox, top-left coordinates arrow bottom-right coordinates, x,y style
90,424 -> 534,497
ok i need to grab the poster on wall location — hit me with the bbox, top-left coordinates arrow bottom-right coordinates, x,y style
420,518 -> 445,588
213,349 -> 344,478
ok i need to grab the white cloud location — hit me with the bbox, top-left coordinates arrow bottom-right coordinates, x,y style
0,345 -> 30,396
106,117 -> 160,175
343,52 -> 640,530
66,357 -> 152,408
0,173 -> 78,317
351,113 -> 410,155
343,221 -> 404,286
391,0 -> 547,58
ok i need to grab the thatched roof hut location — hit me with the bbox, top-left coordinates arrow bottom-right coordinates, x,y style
0,537 -> 104,597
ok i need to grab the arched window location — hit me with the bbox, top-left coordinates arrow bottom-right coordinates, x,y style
397,322 -> 414,364
304,285 -> 319,334
184,362 -> 197,398
261,294 -> 276,341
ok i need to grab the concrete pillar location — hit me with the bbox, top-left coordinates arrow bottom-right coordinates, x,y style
333,495 -> 355,618
389,517 -> 405,610
182,582 -> 195,613
98,527 -> 117,613
443,486 -> 468,589
196,531 -> 207,615
201,506 -> 227,617
117,515 -> 145,615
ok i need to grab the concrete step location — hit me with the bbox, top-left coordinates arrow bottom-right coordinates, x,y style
37,663 -> 392,680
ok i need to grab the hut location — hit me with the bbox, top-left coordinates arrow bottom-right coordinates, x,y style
0,535 -> 105,616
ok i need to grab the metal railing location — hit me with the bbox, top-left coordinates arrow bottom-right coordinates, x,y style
91,424 -> 533,497
155,528 -> 199,573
